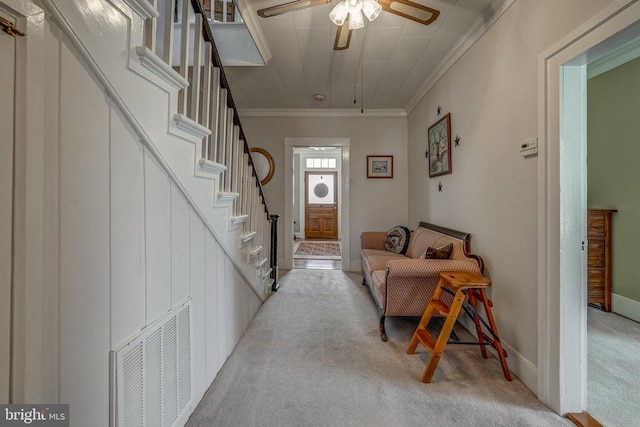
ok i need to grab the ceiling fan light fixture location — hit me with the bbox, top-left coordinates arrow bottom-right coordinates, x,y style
362,0 -> 382,21
329,1 -> 349,25
348,9 -> 365,29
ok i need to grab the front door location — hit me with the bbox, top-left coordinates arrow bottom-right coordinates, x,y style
0,6 -> 17,402
304,172 -> 338,239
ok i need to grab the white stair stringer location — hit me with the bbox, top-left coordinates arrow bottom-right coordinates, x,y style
40,0 -> 269,303
230,214 -> 249,229
216,192 -> 239,207
240,231 -> 256,247
170,113 -> 211,143
247,246 -> 263,264
261,267 -> 273,280
133,46 -> 188,91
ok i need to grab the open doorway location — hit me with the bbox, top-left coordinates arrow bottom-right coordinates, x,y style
283,138 -> 351,272
538,0 -> 640,419
583,40 -> 640,426
292,147 -> 342,270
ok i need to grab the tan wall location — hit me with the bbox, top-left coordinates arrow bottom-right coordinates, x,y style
406,0 -> 616,383
239,115 -> 409,264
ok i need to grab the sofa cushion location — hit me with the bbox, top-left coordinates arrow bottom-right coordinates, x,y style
423,243 -> 454,259
405,227 -> 433,258
384,226 -> 410,254
361,249 -> 405,273
406,227 -> 468,260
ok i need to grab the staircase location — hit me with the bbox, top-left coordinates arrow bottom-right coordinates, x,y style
31,1 -> 278,424
43,0 -> 277,299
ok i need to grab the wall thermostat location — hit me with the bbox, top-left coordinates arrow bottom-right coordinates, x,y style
520,138 -> 538,157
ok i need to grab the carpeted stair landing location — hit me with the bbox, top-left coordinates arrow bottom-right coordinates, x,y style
187,269 -> 570,427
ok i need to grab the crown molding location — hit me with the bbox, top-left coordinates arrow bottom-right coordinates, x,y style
237,108 -> 408,117
405,0 -> 517,114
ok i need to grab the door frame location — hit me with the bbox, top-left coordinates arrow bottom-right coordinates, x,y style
0,5 -> 17,403
1,0 -> 55,402
537,0 -> 640,414
284,137 -> 350,270
304,171 -> 338,239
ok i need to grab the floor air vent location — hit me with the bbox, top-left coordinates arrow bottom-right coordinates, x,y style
111,300 -> 192,427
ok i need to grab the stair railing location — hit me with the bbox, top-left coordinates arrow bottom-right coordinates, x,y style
144,0 -> 277,290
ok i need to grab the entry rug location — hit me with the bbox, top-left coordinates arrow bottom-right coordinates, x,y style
293,241 -> 341,259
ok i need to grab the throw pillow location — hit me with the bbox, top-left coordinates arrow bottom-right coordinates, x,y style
384,226 -> 411,254
423,243 -> 454,260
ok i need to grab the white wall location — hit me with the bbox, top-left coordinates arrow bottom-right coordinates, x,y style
406,0 -> 617,390
240,114 -> 409,265
15,4 -> 262,425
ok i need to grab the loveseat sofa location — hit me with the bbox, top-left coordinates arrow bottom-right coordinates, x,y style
361,222 -> 484,341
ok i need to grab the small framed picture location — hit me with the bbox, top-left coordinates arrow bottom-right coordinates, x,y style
367,155 -> 393,178
428,113 -> 452,177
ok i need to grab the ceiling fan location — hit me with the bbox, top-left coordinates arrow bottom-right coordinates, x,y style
257,0 -> 440,50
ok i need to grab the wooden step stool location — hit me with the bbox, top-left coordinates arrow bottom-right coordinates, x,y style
406,271 -> 512,383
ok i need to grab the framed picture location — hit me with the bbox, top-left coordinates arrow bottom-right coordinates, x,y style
428,113 -> 452,177
367,155 -> 393,178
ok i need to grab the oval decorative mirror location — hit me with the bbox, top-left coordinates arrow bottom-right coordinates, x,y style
250,147 -> 275,185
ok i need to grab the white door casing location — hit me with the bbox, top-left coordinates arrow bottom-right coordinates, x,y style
0,6 -> 17,403
537,0 -> 640,414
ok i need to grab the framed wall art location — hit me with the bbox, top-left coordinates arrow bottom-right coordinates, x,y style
366,155 -> 393,178
428,113 -> 452,177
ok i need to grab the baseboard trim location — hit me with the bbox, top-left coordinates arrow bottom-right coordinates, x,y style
611,293 -> 640,323
458,316 -> 537,394
350,261 -> 362,272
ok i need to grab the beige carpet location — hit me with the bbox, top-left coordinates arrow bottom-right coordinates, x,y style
587,306 -> 640,426
187,269 -> 569,426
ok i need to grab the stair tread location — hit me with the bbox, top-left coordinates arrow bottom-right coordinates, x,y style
431,300 -> 451,315
416,329 -> 436,351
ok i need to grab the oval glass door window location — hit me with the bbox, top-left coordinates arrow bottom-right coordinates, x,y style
313,182 -> 329,198
308,174 -> 335,204
249,147 -> 275,185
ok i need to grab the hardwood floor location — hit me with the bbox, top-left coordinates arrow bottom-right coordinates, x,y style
293,258 -> 342,270
566,412 -> 603,427
293,238 -> 342,270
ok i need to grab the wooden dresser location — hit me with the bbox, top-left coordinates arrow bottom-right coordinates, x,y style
587,209 -> 616,312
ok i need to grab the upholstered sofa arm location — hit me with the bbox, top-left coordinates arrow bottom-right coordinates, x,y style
361,231 -> 387,250
385,258 -> 480,278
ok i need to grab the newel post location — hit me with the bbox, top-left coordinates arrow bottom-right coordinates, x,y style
270,214 -> 279,291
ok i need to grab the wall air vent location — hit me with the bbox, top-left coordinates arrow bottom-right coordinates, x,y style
111,300 -> 192,427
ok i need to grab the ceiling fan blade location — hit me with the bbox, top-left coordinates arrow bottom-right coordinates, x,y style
333,22 -> 352,50
257,0 -> 331,18
378,0 -> 439,25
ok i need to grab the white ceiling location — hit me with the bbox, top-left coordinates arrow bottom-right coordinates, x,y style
224,0 -> 499,111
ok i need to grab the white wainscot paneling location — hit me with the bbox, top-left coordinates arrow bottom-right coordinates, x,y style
144,149 -> 172,323
204,231 -> 219,383
59,42 -> 110,425
227,259 -> 241,353
189,209 -> 206,402
171,184 -> 190,305
217,246 -> 229,366
110,106 -> 146,349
